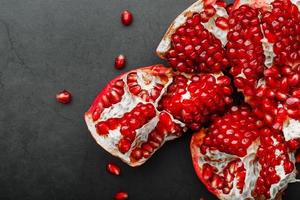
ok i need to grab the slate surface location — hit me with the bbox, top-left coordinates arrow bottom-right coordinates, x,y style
0,0 -> 299,200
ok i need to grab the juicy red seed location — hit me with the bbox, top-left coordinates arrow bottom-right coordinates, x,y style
114,191 -> 128,200
215,17 -> 229,30
115,54 -> 126,70
106,162 -> 121,176
131,148 -> 143,161
56,90 -> 72,104
118,138 -> 131,154
121,10 -> 133,26
96,122 -> 110,135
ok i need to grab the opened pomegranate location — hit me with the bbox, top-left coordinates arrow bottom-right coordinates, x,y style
85,65 -> 187,166
157,0 -> 229,73
158,72 -> 233,130
191,105 -> 298,200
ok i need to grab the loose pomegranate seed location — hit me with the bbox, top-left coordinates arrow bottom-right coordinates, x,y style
114,191 -> 128,200
121,10 -> 133,26
115,54 -> 126,70
106,162 -> 121,176
56,90 -> 72,104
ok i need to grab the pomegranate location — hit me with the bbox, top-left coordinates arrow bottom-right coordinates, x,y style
157,0 -> 229,73
85,65 -> 186,166
56,90 -> 72,104
158,72 -> 233,130
190,105 -> 298,200
121,10 -> 133,26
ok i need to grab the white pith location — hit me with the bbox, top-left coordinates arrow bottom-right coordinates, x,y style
283,119 -> 300,141
85,68 -> 186,167
156,0 -> 228,58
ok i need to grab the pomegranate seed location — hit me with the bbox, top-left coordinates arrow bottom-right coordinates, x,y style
106,162 -> 121,176
115,54 -> 126,70
215,17 -> 229,30
56,90 -> 72,104
114,191 -> 128,200
121,10 -> 133,26
118,138 -> 132,154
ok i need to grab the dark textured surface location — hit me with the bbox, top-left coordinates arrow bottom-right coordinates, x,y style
0,0 -> 299,200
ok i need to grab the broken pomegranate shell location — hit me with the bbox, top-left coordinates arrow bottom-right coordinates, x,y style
190,105 -> 298,200
157,0 -> 229,73
85,65 -> 186,167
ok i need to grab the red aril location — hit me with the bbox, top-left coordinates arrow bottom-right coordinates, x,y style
114,191 -> 128,200
121,10 -> 133,26
56,90 -> 72,104
115,54 -> 126,70
106,162 -> 121,176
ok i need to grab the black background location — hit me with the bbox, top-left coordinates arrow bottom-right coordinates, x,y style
0,0 -> 299,199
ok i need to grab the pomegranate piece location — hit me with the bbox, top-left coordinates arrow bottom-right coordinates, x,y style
121,10 -> 133,26
158,73 -> 233,130
56,90 -> 72,104
227,4 -> 265,96
85,65 -> 185,167
191,105 -> 298,200
228,0 -> 300,142
157,0 -> 229,73
115,54 -> 126,70
114,191 -> 128,200
106,162 -> 121,176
